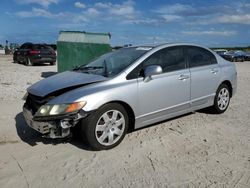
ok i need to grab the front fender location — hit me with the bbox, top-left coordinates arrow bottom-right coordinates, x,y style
47,79 -> 139,116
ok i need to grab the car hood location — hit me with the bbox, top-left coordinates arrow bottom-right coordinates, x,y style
27,71 -> 108,97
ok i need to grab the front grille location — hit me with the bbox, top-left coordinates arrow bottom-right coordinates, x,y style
26,94 -> 53,115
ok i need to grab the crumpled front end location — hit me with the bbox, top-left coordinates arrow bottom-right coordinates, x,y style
22,94 -> 88,138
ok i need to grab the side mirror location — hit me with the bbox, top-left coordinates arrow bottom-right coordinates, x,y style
144,65 -> 162,78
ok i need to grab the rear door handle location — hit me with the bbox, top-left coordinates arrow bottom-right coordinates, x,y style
178,74 -> 190,80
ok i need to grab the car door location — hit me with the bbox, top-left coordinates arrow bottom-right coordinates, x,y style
136,46 -> 191,127
186,46 -> 221,109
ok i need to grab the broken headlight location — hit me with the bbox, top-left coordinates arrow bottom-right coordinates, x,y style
35,101 -> 87,117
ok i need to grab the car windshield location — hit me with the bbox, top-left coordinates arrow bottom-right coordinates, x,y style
235,51 -> 245,55
226,51 -> 235,55
75,47 -> 151,77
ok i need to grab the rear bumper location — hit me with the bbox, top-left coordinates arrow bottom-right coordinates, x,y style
30,57 -> 56,63
13,55 -> 56,63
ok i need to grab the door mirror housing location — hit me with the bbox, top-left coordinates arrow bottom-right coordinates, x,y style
144,65 -> 162,78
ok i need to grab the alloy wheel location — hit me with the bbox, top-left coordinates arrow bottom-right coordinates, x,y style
95,110 -> 125,146
217,87 -> 230,110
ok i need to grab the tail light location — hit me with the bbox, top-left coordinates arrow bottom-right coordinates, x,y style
29,50 -> 40,54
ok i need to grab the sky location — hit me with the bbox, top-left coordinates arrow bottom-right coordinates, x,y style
0,0 -> 250,47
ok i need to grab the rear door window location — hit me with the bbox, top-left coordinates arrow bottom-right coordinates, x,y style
187,46 -> 217,68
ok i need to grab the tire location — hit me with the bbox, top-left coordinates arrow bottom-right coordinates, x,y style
211,84 -> 230,114
50,61 -> 56,65
233,58 -> 236,62
81,103 -> 129,150
25,58 -> 33,66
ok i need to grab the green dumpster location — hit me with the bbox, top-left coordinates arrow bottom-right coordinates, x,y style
57,31 -> 112,72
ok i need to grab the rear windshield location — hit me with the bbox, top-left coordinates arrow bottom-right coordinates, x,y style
33,45 -> 53,50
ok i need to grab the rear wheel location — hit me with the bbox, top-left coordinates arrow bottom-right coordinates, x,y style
25,58 -> 33,66
81,103 -> 129,150
211,84 -> 230,114
50,61 -> 56,65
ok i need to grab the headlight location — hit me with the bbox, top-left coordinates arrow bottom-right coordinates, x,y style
35,101 -> 87,117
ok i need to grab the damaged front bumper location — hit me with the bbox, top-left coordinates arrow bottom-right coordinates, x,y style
23,105 -> 88,138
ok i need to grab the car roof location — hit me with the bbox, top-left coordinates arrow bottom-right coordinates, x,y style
125,43 -> 211,50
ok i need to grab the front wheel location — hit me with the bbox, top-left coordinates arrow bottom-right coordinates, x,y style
211,84 -> 230,114
81,103 -> 129,150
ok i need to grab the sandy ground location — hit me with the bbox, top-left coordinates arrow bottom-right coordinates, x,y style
0,54 -> 250,188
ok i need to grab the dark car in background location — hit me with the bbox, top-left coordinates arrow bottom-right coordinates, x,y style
13,43 -> 56,66
47,44 -> 57,51
244,52 -> 250,61
221,50 -> 245,62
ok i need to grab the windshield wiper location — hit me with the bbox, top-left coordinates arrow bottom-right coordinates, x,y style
79,66 -> 104,70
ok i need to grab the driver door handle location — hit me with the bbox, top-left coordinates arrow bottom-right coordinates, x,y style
178,74 -> 190,80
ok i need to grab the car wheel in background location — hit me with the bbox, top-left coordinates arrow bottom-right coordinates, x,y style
211,84 -> 230,114
50,61 -> 56,65
81,103 -> 129,150
25,58 -> 33,66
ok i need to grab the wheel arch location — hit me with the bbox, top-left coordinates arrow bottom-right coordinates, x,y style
220,80 -> 233,97
100,100 -> 135,132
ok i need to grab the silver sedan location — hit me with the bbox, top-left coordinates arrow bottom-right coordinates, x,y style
23,43 -> 237,150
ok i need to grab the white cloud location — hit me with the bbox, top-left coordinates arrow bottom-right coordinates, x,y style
162,15 -> 182,22
85,8 -> 100,17
110,6 -> 134,16
73,14 -> 89,23
217,14 -> 250,25
153,3 -> 250,26
192,14 -> 250,25
74,2 -> 86,9
124,18 -> 158,25
16,7 -> 64,18
94,2 -> 112,9
15,0 -> 59,8
108,0 -> 136,18
94,1 -> 141,23
182,30 -> 237,36
14,0 -> 148,25
146,36 -> 168,44
154,3 -> 191,14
